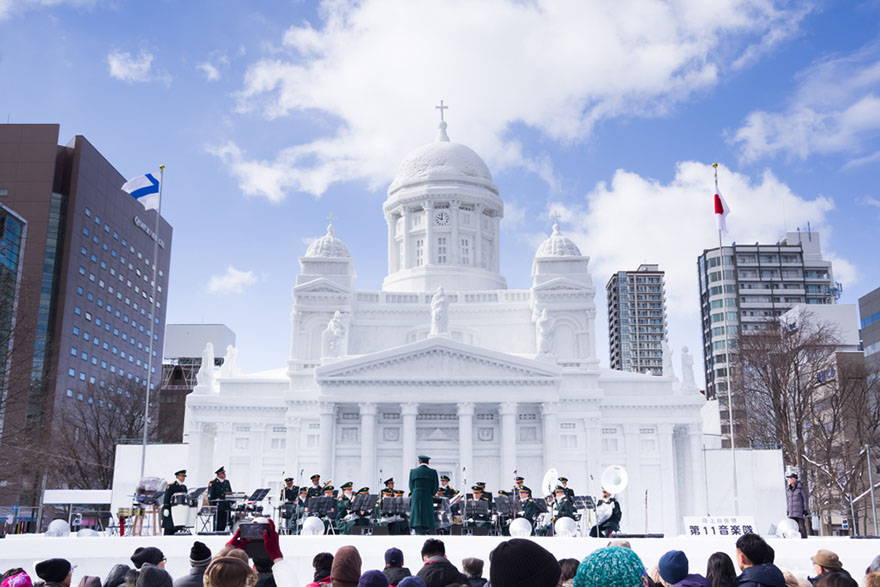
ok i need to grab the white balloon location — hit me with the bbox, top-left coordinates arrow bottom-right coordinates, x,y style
775,518 -> 799,539
554,517 -> 577,537
45,519 -> 71,537
509,518 -> 532,537
301,516 -> 325,536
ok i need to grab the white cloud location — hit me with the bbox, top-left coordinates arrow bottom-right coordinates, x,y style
0,0 -> 96,20
106,50 -> 170,84
732,43 -> 880,162
549,161 -> 855,377
207,265 -> 258,295
216,0 -> 803,200
197,62 -> 221,81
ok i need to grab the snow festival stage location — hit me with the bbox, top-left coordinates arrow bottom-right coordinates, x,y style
1,534 -> 878,583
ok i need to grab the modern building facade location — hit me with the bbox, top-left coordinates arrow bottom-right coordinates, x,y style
184,118 -> 707,536
606,264 -> 667,375
859,286 -> 880,368
158,324 -> 235,443
0,124 -> 173,504
0,204 -> 27,435
697,231 -> 837,446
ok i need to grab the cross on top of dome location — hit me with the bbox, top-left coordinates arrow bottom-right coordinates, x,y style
436,99 -> 450,142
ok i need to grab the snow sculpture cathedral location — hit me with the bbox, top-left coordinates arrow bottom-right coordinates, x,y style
184,116 -> 707,534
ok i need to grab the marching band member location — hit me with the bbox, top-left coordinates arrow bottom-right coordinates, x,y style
437,475 -> 458,499
279,477 -> 297,534
306,474 -> 323,498
208,466 -> 232,532
553,486 -> 576,522
467,485 -> 492,528
335,482 -> 355,535
513,476 -> 531,497
517,487 -> 539,529
475,482 -> 492,504
558,476 -> 574,499
280,477 -> 297,502
353,486 -> 373,528
162,469 -> 187,536
590,489 -> 622,537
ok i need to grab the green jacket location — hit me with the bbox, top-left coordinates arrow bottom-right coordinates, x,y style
555,498 -> 576,520
408,464 -> 439,529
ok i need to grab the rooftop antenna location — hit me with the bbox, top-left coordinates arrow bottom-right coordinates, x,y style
806,220 -> 812,241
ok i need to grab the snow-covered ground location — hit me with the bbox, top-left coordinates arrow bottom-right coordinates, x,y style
1,534 -> 878,584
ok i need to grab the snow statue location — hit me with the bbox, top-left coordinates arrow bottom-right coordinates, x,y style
536,308 -> 553,355
220,345 -> 239,377
680,346 -> 697,391
321,311 -> 348,358
661,340 -> 676,379
194,342 -> 215,393
429,286 -> 449,336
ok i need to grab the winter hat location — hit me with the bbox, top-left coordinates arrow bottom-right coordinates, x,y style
2,573 -> 32,587
869,554 -> 880,574
35,559 -> 72,584
397,578 -> 427,587
357,570 -> 390,587
103,564 -> 131,587
811,549 -> 842,570
659,550 -> 689,584
384,548 -> 404,567
331,545 -> 363,587
574,546 -> 646,587
489,538 -> 561,587
77,577 -> 101,587
189,542 -> 212,567
134,566 -> 171,587
130,547 -> 165,569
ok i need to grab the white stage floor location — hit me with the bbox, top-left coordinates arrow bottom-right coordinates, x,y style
1,534 -> 877,584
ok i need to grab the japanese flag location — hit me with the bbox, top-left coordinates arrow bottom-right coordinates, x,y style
714,192 -> 730,234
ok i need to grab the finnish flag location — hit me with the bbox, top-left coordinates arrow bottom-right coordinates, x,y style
121,172 -> 160,211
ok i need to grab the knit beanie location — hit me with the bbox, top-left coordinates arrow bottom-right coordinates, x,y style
659,551 -> 689,584
331,545 -> 363,587
397,578 -> 426,587
489,539 -> 561,587
131,547 -> 165,569
357,570 -> 389,587
574,546 -> 646,587
189,542 -> 212,567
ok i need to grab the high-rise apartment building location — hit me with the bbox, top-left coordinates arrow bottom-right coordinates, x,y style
0,124 -> 173,504
606,264 -> 667,374
697,231 -> 837,446
859,286 -> 880,368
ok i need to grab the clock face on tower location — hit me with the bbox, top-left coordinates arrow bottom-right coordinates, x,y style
433,211 -> 450,226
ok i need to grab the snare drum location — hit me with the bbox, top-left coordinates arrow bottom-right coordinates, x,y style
280,503 -> 294,519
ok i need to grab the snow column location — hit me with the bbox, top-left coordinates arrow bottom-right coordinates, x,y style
360,402 -> 377,487
458,402 -> 474,485
402,402 -> 418,487
500,402 -> 517,486
319,402 -> 335,479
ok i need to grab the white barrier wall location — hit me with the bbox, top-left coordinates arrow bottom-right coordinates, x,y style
110,444 -> 188,514
704,448 -> 787,534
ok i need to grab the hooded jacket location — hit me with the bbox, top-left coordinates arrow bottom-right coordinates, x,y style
383,567 -> 412,586
416,557 -> 468,587
737,564 -> 786,587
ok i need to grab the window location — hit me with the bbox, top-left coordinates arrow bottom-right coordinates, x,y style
436,236 -> 447,264
271,438 -> 286,450
235,438 -> 249,450
460,238 -> 470,265
415,239 -> 424,266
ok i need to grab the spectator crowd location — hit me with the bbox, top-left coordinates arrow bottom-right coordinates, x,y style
3,521 -> 880,587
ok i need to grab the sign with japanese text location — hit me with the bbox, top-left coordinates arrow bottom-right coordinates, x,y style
684,516 -> 756,537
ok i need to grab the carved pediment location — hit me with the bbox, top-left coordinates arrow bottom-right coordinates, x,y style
294,277 -> 350,295
316,337 -> 559,384
532,277 -> 589,292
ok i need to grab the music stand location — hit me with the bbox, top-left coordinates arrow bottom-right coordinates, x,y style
433,497 -> 451,529
573,495 -> 595,510
249,488 -> 271,502
189,487 -> 207,502
351,493 -> 376,516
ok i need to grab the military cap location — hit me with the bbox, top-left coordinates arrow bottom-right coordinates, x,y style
554,485 -> 566,492
418,455 -> 430,463
558,477 -> 568,482
497,490 -> 511,496
214,466 -> 225,475
515,476 -> 524,482
298,487 -> 308,494
284,477 -> 294,483
310,474 -> 320,480
518,487 -> 531,494
384,477 -> 394,485
357,486 -> 370,494
440,475 -> 450,482
341,482 -> 353,489
476,482 -> 487,488
323,485 -> 334,492
471,485 -> 483,492
175,469 -> 187,476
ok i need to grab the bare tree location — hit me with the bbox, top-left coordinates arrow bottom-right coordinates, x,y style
56,378 -> 155,489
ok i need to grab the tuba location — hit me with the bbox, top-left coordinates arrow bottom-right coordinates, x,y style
541,468 -> 559,498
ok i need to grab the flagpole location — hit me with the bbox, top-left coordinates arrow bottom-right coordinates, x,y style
138,165 -> 165,486
714,162 -> 739,515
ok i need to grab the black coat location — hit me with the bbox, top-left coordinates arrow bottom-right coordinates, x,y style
737,564 -> 786,587
417,557 -> 468,587
383,566 -> 412,586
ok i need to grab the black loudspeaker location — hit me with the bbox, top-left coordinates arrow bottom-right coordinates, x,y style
370,525 -> 390,535
451,526 -> 489,536
613,533 -> 665,538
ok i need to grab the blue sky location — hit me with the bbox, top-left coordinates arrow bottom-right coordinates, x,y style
2,0 -> 879,377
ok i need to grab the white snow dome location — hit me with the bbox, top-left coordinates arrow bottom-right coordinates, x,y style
305,223 -> 350,258
388,121 -> 498,195
536,224 -> 582,257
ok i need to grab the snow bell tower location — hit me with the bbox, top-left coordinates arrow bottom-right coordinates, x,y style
382,102 -> 506,292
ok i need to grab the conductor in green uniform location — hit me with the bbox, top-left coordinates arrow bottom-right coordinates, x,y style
408,455 -> 439,535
